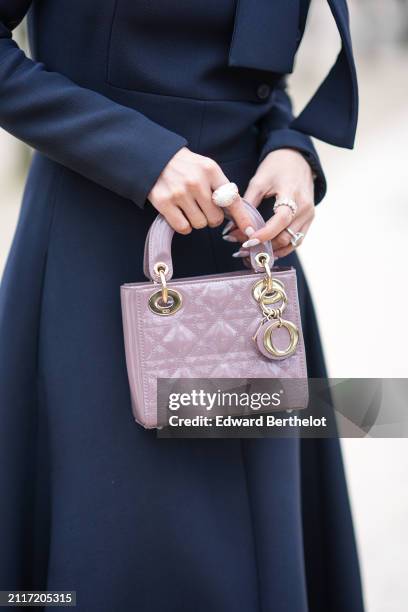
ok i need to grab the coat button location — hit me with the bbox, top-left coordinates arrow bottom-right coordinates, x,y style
256,83 -> 271,100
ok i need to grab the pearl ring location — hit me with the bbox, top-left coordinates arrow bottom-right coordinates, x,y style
212,182 -> 239,208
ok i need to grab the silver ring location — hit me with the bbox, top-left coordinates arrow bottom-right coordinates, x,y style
212,182 -> 239,208
273,197 -> 298,216
286,228 -> 305,247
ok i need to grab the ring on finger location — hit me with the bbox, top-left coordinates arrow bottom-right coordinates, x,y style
286,227 -> 305,247
212,182 -> 239,208
273,197 -> 298,216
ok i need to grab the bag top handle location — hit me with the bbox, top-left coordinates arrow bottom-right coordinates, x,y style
143,199 -> 274,282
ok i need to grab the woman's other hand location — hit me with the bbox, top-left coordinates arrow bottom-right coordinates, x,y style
223,148 -> 315,258
147,147 -> 253,235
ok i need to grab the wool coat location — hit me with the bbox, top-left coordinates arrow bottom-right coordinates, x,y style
0,1 -> 363,611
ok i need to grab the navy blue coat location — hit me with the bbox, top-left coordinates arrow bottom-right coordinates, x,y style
0,1 -> 363,611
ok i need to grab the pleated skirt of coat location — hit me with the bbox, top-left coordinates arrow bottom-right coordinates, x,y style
0,152 -> 365,612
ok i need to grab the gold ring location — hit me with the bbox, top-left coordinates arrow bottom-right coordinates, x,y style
252,277 -> 286,307
148,289 -> 183,316
263,319 -> 299,359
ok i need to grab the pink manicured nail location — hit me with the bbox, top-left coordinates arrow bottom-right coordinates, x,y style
242,238 -> 260,248
223,235 -> 238,243
245,226 -> 255,237
232,249 -> 250,258
222,220 -> 236,235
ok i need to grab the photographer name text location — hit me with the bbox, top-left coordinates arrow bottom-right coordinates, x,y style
167,414 -> 327,428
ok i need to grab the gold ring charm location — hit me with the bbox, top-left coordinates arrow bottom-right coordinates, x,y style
148,289 -> 182,316
263,319 -> 299,359
252,278 -> 286,307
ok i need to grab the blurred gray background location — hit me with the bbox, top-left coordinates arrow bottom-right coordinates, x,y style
1,1 -> 407,609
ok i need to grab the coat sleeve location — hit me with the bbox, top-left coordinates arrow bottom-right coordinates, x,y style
0,1 -> 188,207
258,78 -> 327,204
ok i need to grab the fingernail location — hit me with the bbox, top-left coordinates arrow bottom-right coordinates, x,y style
223,235 -> 238,243
222,220 -> 236,235
232,249 -> 250,258
242,238 -> 260,248
245,226 -> 255,237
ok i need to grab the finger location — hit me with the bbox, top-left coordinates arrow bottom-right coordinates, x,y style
274,220 -> 311,258
227,196 -> 256,238
232,249 -> 250,258
209,163 -> 232,191
231,249 -> 252,269
273,243 -> 295,259
242,205 -> 293,247
191,183 -> 224,228
222,228 -> 247,244
165,207 -> 192,235
225,200 -> 311,247
179,197 -> 208,230
243,178 -> 267,208
209,165 -> 254,236
222,220 -> 236,235
271,210 -> 309,251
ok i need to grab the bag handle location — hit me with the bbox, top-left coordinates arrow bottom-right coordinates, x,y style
143,199 -> 274,282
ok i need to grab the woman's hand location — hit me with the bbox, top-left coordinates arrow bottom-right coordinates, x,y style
148,147 -> 253,235
223,148 -> 315,259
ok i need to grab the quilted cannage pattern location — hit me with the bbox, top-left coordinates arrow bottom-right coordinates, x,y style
121,270 -> 307,428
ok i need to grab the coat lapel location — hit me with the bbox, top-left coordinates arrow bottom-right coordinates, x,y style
228,0 -> 300,73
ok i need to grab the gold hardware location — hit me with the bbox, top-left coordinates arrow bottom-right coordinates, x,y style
252,313 -> 272,342
149,261 -> 181,315
251,263 -> 299,359
252,303 -> 284,341
255,252 -> 272,292
263,319 -> 299,359
252,277 -> 287,308
264,260 -> 273,293
153,262 -> 169,276
254,252 -> 270,267
148,288 -> 182,316
153,262 -> 169,305
158,268 -> 168,304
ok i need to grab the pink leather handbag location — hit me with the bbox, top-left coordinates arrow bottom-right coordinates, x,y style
121,201 -> 308,428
